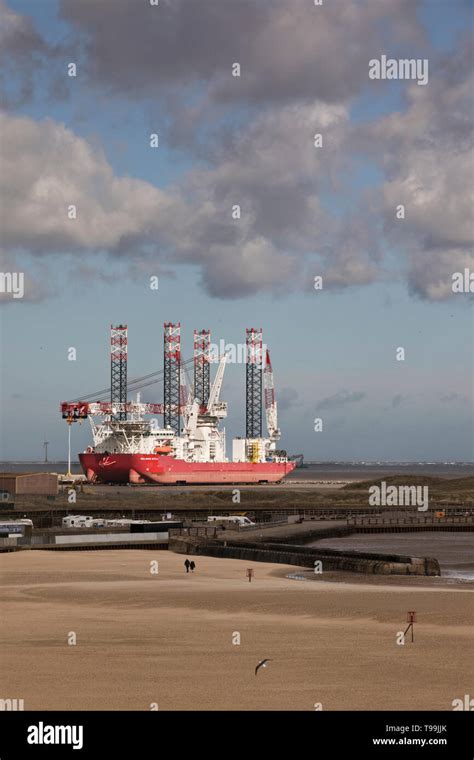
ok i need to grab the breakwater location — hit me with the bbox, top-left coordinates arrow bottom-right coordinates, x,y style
170,535 -> 440,575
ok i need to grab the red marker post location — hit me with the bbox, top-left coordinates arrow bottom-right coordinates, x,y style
404,610 -> 416,643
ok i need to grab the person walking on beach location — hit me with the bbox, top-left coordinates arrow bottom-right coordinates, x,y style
190,560 -> 196,573
184,558 -> 191,573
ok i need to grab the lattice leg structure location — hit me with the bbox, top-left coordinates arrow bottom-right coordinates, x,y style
110,324 -> 128,420
246,327 -> 263,438
194,329 -> 211,408
163,322 -> 181,433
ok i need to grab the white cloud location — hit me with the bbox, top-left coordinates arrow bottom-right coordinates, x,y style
363,44 -> 474,300
0,113 -> 183,252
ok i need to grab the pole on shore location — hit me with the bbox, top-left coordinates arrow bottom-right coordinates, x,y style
66,418 -> 72,478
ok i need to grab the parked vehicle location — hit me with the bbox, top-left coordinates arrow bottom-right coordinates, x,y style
207,515 -> 256,527
0,519 -> 33,537
62,515 -> 94,528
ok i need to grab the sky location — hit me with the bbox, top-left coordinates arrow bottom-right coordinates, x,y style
0,0 -> 473,462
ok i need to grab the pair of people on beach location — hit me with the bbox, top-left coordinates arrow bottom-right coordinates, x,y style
184,558 -> 196,573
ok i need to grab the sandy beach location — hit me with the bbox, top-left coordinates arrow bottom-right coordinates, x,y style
0,550 -> 472,711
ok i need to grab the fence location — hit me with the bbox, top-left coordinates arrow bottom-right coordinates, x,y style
347,515 -> 474,526
169,526 -> 218,539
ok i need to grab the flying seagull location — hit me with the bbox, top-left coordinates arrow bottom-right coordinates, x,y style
255,659 -> 272,676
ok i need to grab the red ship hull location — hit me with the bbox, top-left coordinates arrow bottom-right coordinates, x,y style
79,453 -> 296,485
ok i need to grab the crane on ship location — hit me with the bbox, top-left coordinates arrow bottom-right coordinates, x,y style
206,352 -> 228,416
263,349 -> 281,446
185,353 -> 228,439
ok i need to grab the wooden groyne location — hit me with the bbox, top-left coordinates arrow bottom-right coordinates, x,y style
169,535 -> 440,576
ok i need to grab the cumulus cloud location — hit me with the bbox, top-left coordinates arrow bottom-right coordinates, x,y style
0,111 -> 295,298
0,0 -> 471,303
363,37 -> 474,300
0,111 -> 302,297
0,112 -> 184,253
315,390 -> 366,411
0,106 -> 376,299
58,0 -> 425,107
180,101 -> 382,294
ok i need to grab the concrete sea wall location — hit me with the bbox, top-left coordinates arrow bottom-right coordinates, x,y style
170,537 -> 440,576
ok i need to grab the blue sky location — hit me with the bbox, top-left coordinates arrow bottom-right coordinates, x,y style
0,0 -> 473,461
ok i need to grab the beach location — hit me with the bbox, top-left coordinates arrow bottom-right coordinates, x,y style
0,550 -> 472,711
